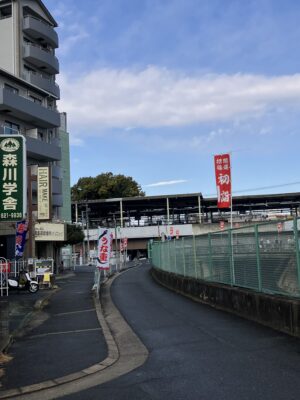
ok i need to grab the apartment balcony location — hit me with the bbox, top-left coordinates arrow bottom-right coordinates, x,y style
52,178 -> 62,194
52,194 -> 63,207
0,86 -> 60,128
23,16 -> 59,48
23,43 -> 59,75
26,136 -> 61,161
23,71 -> 60,98
52,164 -> 62,179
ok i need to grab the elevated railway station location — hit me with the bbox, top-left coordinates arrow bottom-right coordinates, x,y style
71,191 -> 300,259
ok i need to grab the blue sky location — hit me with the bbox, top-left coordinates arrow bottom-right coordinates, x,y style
45,0 -> 300,197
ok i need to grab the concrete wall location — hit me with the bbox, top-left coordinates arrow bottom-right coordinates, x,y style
0,17 -> 14,73
151,267 -> 300,338
86,220 -> 295,243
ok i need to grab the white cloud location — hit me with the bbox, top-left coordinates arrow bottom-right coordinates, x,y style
58,26 -> 89,54
58,67 -> 300,131
144,180 -> 188,187
69,136 -> 84,146
51,3 -> 90,54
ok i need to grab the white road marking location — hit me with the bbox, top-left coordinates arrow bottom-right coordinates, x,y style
54,308 -> 95,317
28,328 -> 101,339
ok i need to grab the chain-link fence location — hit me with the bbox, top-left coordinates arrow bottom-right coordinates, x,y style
151,218 -> 300,298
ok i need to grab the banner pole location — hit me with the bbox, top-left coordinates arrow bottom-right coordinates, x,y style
230,189 -> 233,229
230,151 -> 233,229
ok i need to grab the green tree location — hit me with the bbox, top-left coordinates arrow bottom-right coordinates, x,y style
72,172 -> 145,201
55,224 -> 84,247
65,224 -> 85,245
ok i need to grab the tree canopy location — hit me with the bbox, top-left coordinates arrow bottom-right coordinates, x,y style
54,224 -> 84,248
66,224 -> 85,245
71,172 -> 145,201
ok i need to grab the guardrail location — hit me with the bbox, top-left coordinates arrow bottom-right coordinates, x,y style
151,218 -> 300,298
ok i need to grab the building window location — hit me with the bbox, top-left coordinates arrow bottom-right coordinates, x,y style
0,5 -> 12,19
38,131 -> 44,141
48,130 -> 53,143
4,84 -> 19,95
47,99 -> 55,109
4,121 -> 20,135
29,95 -> 42,105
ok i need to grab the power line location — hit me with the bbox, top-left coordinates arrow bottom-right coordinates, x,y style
204,181 -> 300,197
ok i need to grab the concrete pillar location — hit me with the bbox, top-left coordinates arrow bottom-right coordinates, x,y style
120,199 -> 123,228
198,195 -> 202,224
166,197 -> 170,226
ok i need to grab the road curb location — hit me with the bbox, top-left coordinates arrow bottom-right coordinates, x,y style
0,269 -> 148,399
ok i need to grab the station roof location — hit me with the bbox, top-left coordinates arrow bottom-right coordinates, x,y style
72,191 -> 300,221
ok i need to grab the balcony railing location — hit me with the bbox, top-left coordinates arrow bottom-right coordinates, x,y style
2,126 -> 20,135
23,43 -> 59,75
22,70 -> 60,98
23,15 -> 58,48
0,86 -> 60,128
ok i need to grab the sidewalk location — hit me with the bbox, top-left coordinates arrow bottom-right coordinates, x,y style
0,273 -> 68,354
0,267 -> 107,391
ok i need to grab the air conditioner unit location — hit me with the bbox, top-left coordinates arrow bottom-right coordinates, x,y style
26,128 -> 38,138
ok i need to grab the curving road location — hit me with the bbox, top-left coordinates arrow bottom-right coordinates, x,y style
60,261 -> 300,400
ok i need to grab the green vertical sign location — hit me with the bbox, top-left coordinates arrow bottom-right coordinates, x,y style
0,135 -> 26,221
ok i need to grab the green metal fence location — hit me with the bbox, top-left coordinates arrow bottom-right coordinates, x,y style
151,218 -> 300,298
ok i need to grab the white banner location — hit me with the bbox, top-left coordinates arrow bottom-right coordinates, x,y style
96,228 -> 113,270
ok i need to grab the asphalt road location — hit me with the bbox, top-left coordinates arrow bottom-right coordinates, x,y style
1,266 -> 107,391
61,262 -> 300,400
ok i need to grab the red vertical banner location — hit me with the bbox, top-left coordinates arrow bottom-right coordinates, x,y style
96,228 -> 111,270
214,153 -> 231,208
120,237 -> 128,252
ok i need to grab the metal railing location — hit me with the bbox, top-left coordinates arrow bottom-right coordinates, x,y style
2,126 -> 20,135
23,14 -> 54,28
23,41 -> 54,55
22,70 -> 59,88
151,218 -> 300,298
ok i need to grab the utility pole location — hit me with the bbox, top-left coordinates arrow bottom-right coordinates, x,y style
81,210 -> 86,264
113,214 -> 118,271
86,201 -> 90,264
27,166 -> 35,259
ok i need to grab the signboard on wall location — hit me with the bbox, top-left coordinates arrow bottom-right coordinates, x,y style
0,135 -> 26,221
35,222 -> 66,241
37,167 -> 51,220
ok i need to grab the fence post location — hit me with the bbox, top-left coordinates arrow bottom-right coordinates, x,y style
228,229 -> 235,286
208,233 -> 213,279
174,239 -> 177,274
159,242 -> 162,270
193,235 -> 197,279
182,237 -> 186,277
168,239 -> 171,273
293,217 -> 300,293
254,225 -> 262,292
